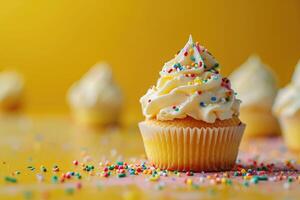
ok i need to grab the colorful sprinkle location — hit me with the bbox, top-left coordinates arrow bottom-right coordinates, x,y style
199,102 -> 206,107
211,96 -> 217,102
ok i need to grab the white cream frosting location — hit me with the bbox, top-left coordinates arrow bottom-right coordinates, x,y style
229,55 -> 277,109
68,63 -> 122,113
273,60 -> 300,117
0,71 -> 24,102
140,35 -> 240,123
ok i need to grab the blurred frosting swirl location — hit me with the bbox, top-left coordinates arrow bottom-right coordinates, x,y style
229,55 -> 278,110
140,35 -> 240,123
0,71 -> 24,103
273,60 -> 300,117
68,63 -> 122,112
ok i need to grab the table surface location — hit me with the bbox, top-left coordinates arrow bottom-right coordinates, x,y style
0,115 -> 299,200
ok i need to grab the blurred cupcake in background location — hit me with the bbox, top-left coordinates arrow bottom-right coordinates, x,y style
67,62 -> 123,127
273,60 -> 300,151
229,55 -> 280,138
0,71 -> 24,112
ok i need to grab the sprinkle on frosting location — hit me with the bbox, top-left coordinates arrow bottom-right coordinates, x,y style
140,35 -> 240,123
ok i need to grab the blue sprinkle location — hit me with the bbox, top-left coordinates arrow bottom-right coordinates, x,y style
190,55 -> 195,62
199,102 -> 206,107
211,96 -> 217,102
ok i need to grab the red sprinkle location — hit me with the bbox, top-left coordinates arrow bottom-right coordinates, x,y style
184,52 -> 188,56
73,160 -> 79,166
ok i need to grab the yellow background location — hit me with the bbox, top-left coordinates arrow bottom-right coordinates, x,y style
0,0 -> 299,117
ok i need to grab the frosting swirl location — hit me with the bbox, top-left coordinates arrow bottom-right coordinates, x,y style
67,63 -> 122,112
273,60 -> 300,117
140,35 -> 240,123
229,55 -> 278,110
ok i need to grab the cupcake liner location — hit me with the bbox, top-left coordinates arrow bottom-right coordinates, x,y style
239,108 -> 280,138
278,116 -> 300,151
139,121 -> 245,172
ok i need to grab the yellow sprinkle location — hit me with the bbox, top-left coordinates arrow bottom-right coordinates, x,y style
149,175 -> 160,182
188,82 -> 193,86
243,175 -> 252,180
221,178 -> 227,184
241,169 -> 246,174
186,178 -> 193,185
189,48 -> 194,54
194,77 -> 202,85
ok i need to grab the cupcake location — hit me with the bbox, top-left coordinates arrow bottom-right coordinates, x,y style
0,71 -> 24,112
67,62 -> 123,127
139,35 -> 245,172
229,55 -> 280,138
273,60 -> 300,151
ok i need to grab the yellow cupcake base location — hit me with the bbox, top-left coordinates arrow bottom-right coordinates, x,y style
71,109 -> 120,127
139,119 -> 245,172
240,107 -> 281,138
0,96 -> 22,113
279,116 -> 300,152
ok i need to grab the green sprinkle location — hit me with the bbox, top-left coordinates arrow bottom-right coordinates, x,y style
117,161 -> 123,166
243,181 -> 249,187
27,166 -> 35,171
76,173 -> 82,179
250,176 -> 259,184
118,173 -> 126,178
5,176 -> 17,183
40,166 -> 47,172
258,176 -> 268,181
109,165 -> 115,170
226,179 -> 233,185
51,175 -> 58,183
288,177 -> 293,183
190,55 -> 195,62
